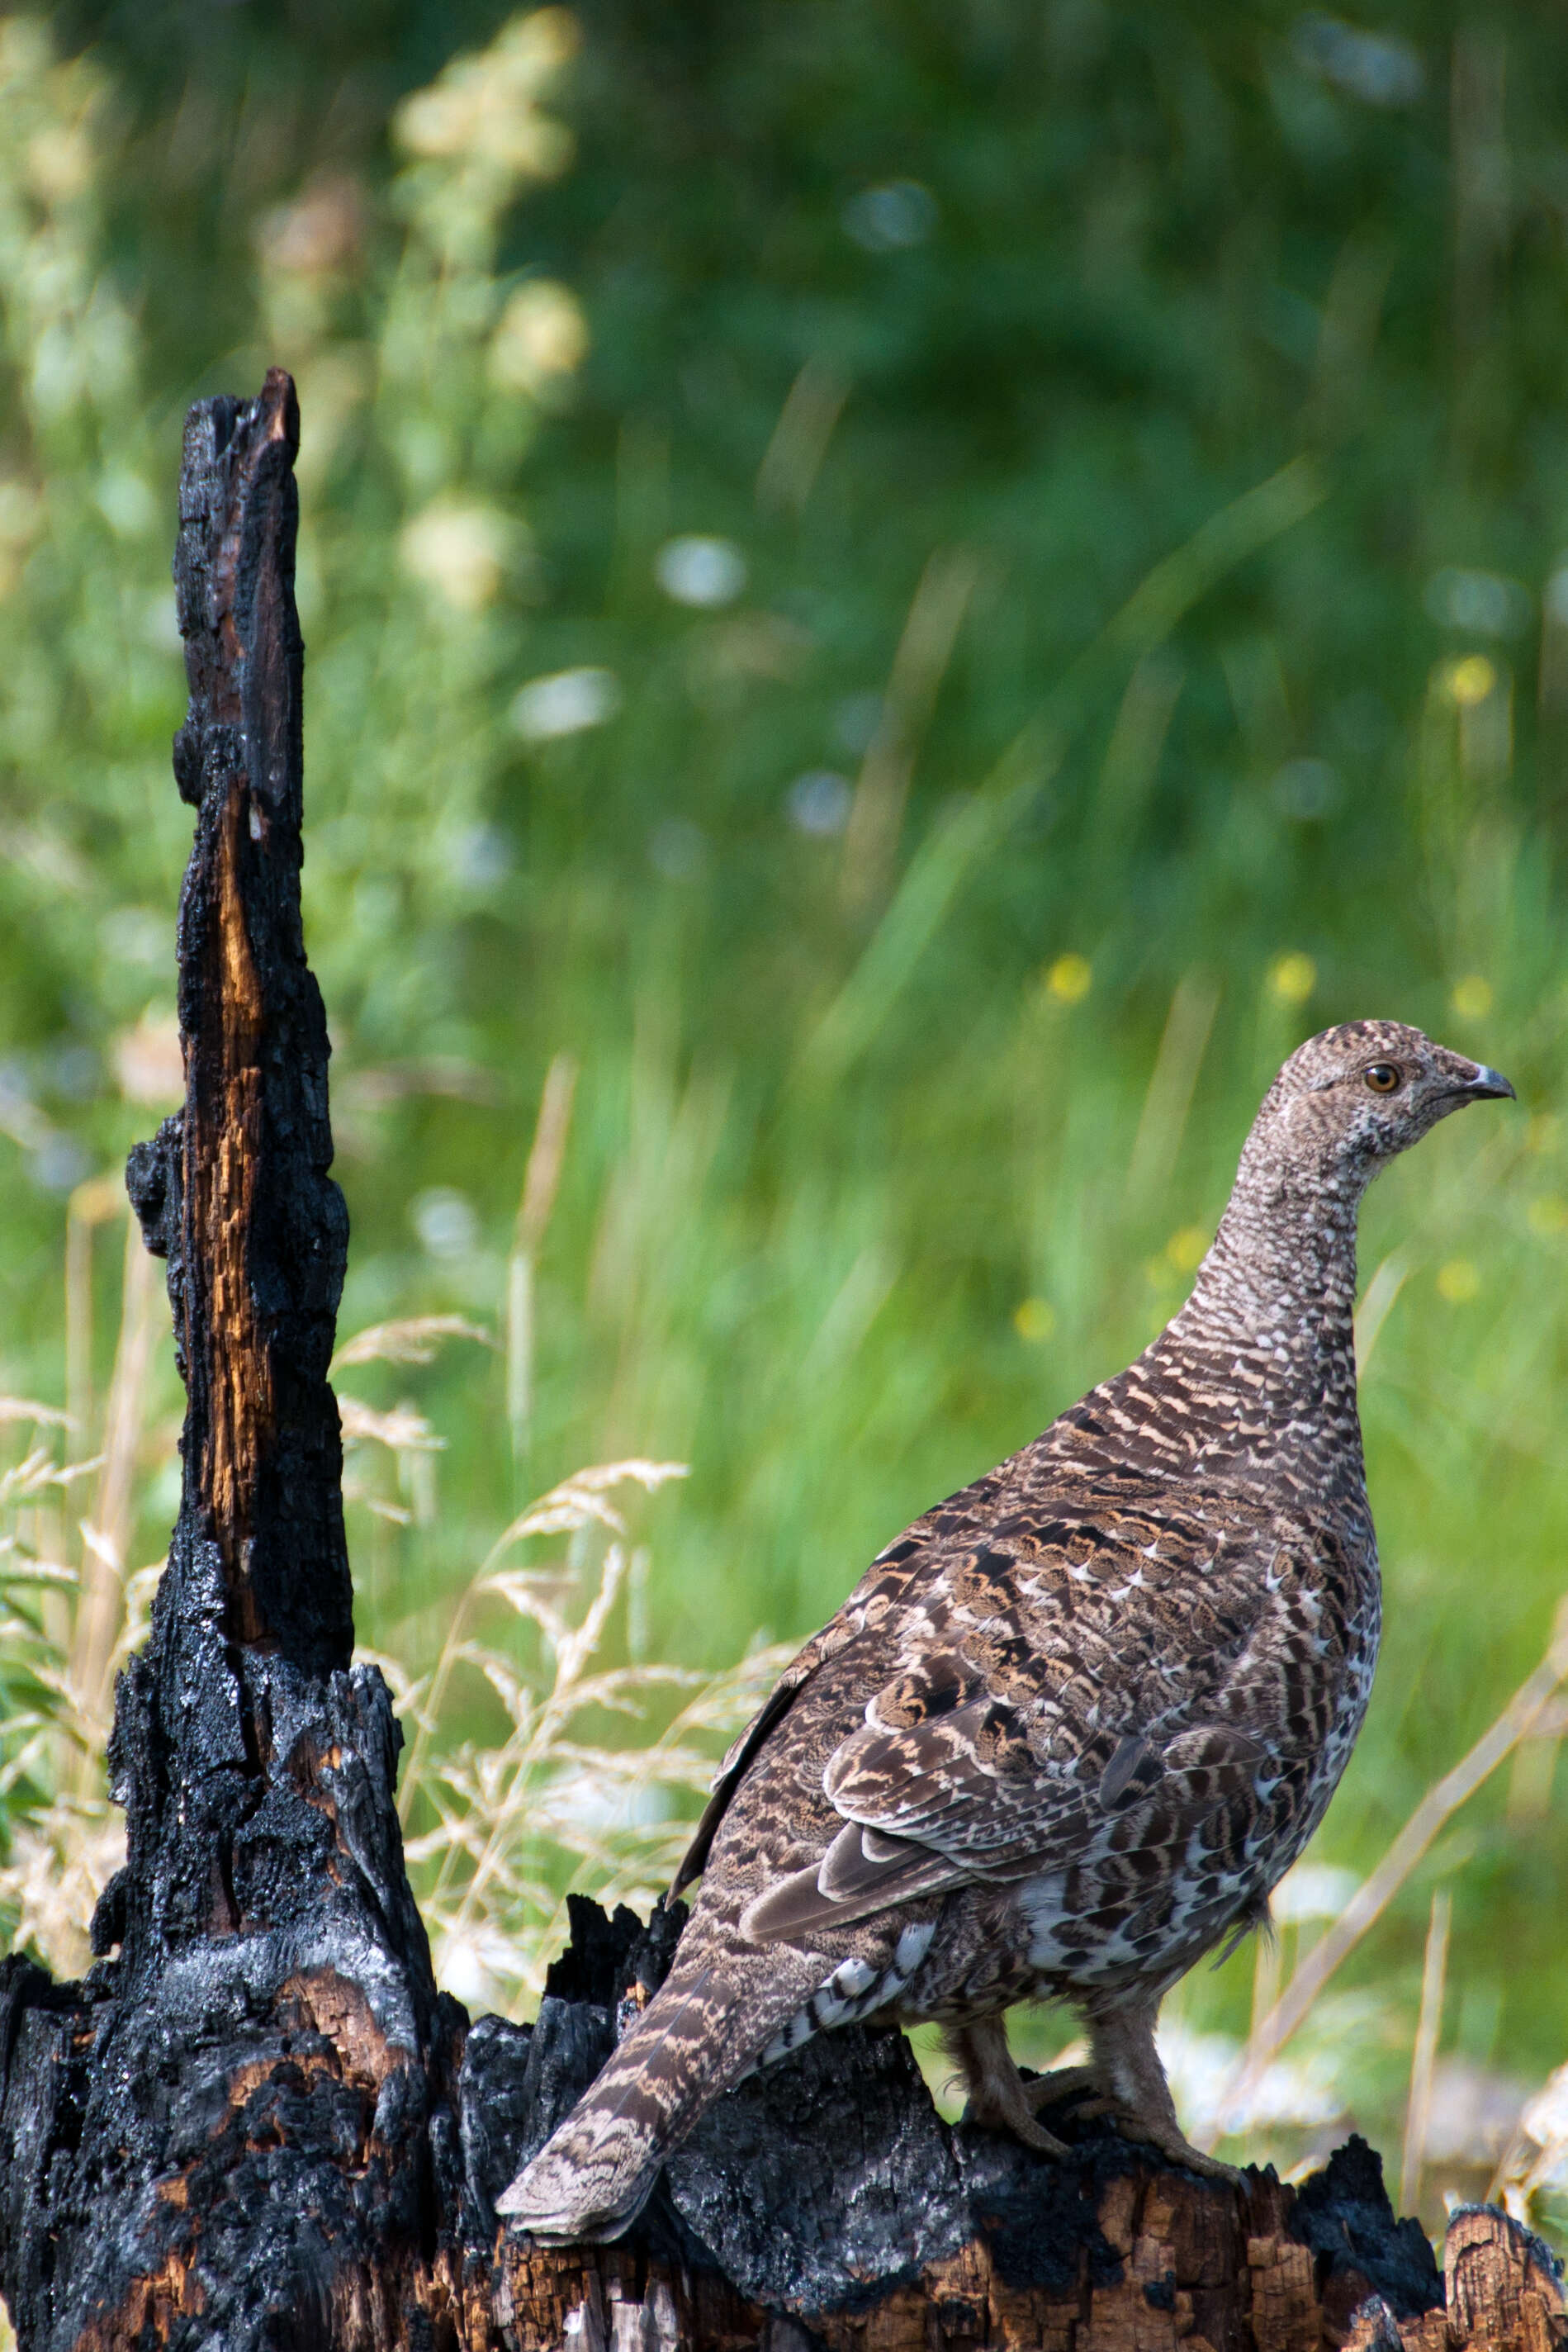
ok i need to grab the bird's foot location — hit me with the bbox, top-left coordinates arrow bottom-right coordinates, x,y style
1074,2003 -> 1245,2183
946,2019 -> 1070,2156
1073,2094 -> 1244,2183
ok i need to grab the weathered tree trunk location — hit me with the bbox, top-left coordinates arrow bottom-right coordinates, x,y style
0,372 -> 1561,2352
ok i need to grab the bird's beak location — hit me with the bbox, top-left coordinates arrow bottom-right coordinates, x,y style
1460,1063 -> 1516,1101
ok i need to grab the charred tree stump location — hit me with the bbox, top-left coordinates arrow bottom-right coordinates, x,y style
0,372 -> 1563,2352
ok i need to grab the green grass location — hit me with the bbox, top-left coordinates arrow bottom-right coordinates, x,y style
0,0 -> 1566,2236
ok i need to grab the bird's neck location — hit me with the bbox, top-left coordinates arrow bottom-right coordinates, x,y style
1154,1136 -> 1367,1492
1055,1131 -> 1371,1504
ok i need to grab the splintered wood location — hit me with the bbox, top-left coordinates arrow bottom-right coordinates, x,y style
472,2169 -> 1564,2352
1444,2208 -> 1566,2352
190,780 -> 272,1616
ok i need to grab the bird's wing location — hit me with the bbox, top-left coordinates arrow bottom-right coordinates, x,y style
741,1482 -> 1349,1945
668,1516 -> 947,1899
670,1671 -> 809,1899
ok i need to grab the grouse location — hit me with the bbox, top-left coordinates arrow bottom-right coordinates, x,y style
500,1021 -> 1513,2241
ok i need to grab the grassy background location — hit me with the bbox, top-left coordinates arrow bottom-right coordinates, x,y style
0,0 -> 1566,2229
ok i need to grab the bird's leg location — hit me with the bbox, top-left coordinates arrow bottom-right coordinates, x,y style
944,2018 -> 1070,2156
1078,2000 -> 1243,2184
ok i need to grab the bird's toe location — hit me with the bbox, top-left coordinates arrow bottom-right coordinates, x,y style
960,2083 -> 1071,2156
977,2104 -> 1072,2158
1021,2062 -> 1100,2113
1084,2099 -> 1244,2183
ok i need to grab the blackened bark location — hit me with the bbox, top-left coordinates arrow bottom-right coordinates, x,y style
135,366 -> 351,1672
0,374 -> 1560,2352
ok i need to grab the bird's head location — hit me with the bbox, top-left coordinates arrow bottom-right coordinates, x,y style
1255,1018 -> 1514,1189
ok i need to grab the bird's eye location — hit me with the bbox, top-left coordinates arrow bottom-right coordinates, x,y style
1364,1063 -> 1400,1093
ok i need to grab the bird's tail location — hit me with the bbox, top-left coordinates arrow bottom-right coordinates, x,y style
495,1948 -> 819,2243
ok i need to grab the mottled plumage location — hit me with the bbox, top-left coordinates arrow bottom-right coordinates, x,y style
500,1022 -> 1513,2241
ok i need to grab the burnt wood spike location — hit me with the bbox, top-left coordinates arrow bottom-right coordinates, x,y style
0,371 -> 1561,2352
0,372 -> 463,2349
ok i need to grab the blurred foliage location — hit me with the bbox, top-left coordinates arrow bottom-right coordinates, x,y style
0,0 -> 1566,2230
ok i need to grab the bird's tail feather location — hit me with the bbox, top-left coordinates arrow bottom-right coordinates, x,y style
495,1950 -> 818,2243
